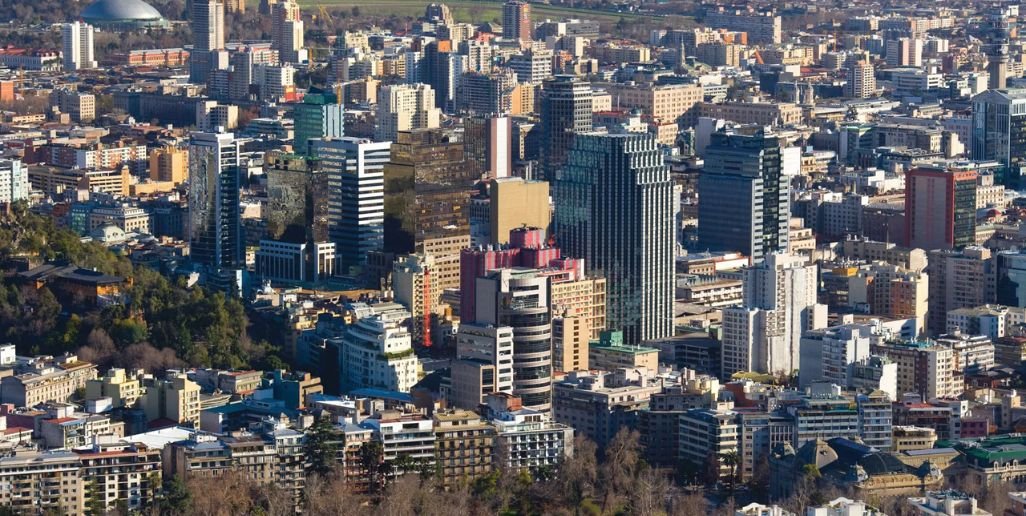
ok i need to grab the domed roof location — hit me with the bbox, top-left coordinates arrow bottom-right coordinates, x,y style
81,0 -> 163,23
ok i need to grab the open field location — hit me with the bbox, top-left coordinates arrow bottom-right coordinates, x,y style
295,0 -> 672,25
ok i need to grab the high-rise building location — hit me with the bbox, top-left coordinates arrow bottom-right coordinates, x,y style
190,0 -> 226,83
383,129 -> 474,255
885,38 -> 924,67
721,253 -> 827,376
927,247 -> 995,335
310,137 -> 390,274
871,340 -> 961,401
450,323 -> 515,409
971,89 -> 1026,171
194,0 -> 225,51
459,69 -> 519,115
489,177 -> 550,244
339,303 -> 419,393
271,0 -> 305,63
149,147 -> 188,184
553,131 -> 674,344
502,0 -> 532,44
464,115 -> 513,179
0,158 -> 28,204
905,165 -> 978,251
188,131 -> 242,272
540,75 -> 593,180
475,268 -> 553,412
552,315 -> 589,372
698,131 -> 790,263
376,84 -> 441,142
61,22 -> 96,71
293,89 -> 344,156
845,60 -> 876,99
262,151 -> 330,244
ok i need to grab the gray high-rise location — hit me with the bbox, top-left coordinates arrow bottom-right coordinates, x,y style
971,89 -> 1026,173
310,137 -> 391,275
188,132 -> 242,271
540,75 -> 592,180
553,131 -> 675,345
697,131 -> 789,262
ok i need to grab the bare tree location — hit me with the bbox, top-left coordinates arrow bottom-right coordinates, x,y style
600,428 -> 642,513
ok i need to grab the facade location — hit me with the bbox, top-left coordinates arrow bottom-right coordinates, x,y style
553,369 -> 662,449
588,330 -> 659,372
189,0 -> 225,83
1,359 -> 98,407
971,89 -> 1026,170
339,303 -> 419,393
704,9 -> 781,44
871,340 -> 961,401
432,410 -> 494,488
376,84 -> 441,142
450,323 -> 516,409
927,248 -> 994,335
474,268 -> 553,412
188,132 -> 242,273
679,408 -> 739,477
540,75 -> 592,179
552,315 -> 589,373
502,0 -> 532,44
722,254 -> 827,377
905,165 -> 978,251
698,131 -> 790,262
61,22 -> 96,71
0,159 -> 29,204
149,147 -> 188,184
293,89 -> 343,154
553,131 -> 674,344
489,177 -> 549,244
310,137 -> 390,274
798,323 -> 873,389
140,373 -> 201,426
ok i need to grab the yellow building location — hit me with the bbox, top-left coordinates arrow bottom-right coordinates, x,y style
432,410 -> 494,488
86,368 -> 142,409
490,177 -> 550,244
603,83 -> 704,124
142,373 -> 200,426
550,275 -> 606,340
148,147 -> 187,184
552,315 -> 589,372
28,165 -> 130,196
699,101 -> 804,126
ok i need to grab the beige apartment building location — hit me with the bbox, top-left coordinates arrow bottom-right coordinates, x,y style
699,101 -> 803,126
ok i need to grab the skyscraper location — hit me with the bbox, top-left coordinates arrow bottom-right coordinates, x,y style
61,22 -> 96,71
502,0 -> 532,45
697,130 -> 790,262
190,0 -> 225,83
188,132 -> 241,271
553,131 -> 674,345
540,75 -> 592,180
474,268 -> 552,412
293,89 -> 344,155
310,137 -> 390,274
905,165 -> 978,251
271,0 -> 304,63
971,89 -> 1026,172
721,253 -> 826,377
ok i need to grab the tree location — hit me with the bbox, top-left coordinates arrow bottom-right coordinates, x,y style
304,415 -> 340,477
360,440 -> 387,492
720,449 -> 741,498
558,436 -> 598,510
159,476 -> 191,515
599,428 -> 641,513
